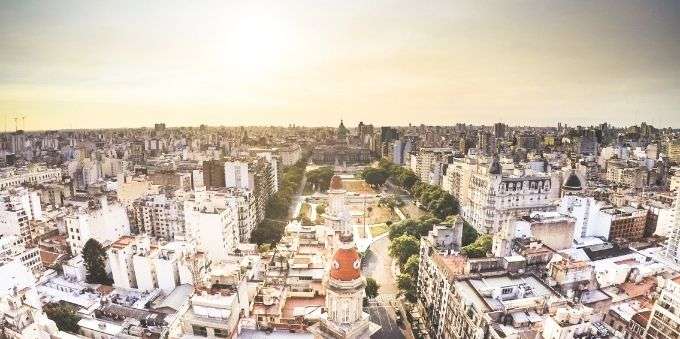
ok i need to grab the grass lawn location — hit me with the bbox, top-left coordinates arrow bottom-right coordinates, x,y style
402,201 -> 428,219
342,179 -> 375,194
365,205 -> 399,224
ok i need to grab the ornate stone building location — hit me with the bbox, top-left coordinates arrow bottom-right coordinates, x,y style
323,175 -> 350,232
309,175 -> 379,338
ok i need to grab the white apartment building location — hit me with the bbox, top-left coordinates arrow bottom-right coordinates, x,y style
224,161 -> 252,190
461,157 -> 557,233
411,148 -> 453,186
645,198 -> 675,237
663,191 -> 680,266
558,196 -> 613,243
256,152 -> 279,194
493,212 -> 576,257
417,224 -> 464,338
644,276 -> 680,338
130,193 -> 185,240
216,189 -> 257,244
191,169 -> 204,189
442,158 -> 473,202
0,166 -> 61,189
0,261 -> 61,339
0,187 -> 43,245
133,188 -> 256,245
278,144 -> 302,166
0,234 -> 43,277
184,191 -> 238,262
108,235 -> 197,292
65,196 -> 131,255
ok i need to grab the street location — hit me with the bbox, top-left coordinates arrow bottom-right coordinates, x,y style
362,236 -> 398,295
362,236 -> 409,339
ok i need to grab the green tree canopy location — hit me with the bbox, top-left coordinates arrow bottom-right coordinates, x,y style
82,238 -> 110,285
396,273 -> 417,302
360,167 -> 390,187
252,154 -> 309,244
44,302 -> 80,333
306,166 -> 334,191
461,221 -> 479,246
250,219 -> 286,245
365,277 -> 380,299
403,254 -> 420,278
388,217 -> 442,240
389,234 -> 420,266
461,234 -> 492,258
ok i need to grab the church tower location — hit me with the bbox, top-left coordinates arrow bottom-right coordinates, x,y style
309,198 -> 380,338
324,175 -> 350,232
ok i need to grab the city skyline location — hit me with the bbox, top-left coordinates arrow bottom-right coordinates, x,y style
2,0 -> 680,130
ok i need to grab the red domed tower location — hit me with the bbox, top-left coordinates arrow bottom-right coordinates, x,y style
310,206 -> 380,338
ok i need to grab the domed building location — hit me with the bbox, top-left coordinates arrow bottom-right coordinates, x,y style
488,155 -> 502,175
308,227 -> 380,338
337,120 -> 349,140
561,159 -> 584,197
561,170 -> 583,197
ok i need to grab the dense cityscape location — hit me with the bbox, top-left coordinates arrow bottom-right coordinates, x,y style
0,121 -> 679,339
3,0 -> 680,338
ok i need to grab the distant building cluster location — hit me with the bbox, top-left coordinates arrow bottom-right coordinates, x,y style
1,121 -> 680,339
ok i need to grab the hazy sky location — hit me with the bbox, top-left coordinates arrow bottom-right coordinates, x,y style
1,0 -> 679,130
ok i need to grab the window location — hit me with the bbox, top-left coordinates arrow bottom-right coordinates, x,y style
192,325 -> 207,336
214,328 -> 229,338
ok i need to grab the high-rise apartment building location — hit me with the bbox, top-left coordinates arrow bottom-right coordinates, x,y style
0,187 -> 43,245
644,276 -> 680,339
667,139 -> 680,164
65,195 -> 131,255
202,159 -> 226,188
663,190 -> 680,266
461,157 -> 556,233
130,193 -> 185,240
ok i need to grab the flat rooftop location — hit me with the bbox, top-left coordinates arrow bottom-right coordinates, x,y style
456,274 -> 559,313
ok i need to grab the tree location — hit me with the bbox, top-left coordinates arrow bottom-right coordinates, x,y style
44,302 -> 80,333
388,217 -> 440,240
461,221 -> 478,247
389,234 -> 420,266
250,220 -> 286,245
361,167 -> 390,187
365,277 -> 380,299
306,166 -> 335,191
82,239 -> 110,284
403,255 -> 420,278
461,234 -> 492,258
396,273 -> 417,302
388,219 -> 416,240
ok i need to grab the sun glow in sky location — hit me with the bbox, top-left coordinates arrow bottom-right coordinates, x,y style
1,0 -> 679,130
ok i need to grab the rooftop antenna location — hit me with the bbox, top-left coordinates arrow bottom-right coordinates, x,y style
13,117 -> 18,132
22,116 -> 26,131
